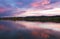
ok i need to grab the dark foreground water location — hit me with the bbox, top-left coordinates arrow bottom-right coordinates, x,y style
0,20 -> 60,39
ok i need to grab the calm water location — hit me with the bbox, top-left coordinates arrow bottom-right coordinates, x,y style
0,20 -> 60,39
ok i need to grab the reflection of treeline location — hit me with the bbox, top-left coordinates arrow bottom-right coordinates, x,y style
0,15 -> 60,22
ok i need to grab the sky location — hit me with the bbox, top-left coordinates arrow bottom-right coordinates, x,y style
0,0 -> 60,17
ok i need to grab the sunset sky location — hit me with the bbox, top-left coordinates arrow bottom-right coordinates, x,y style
0,0 -> 60,17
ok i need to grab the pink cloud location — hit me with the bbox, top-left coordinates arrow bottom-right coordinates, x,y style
30,0 -> 50,8
30,2 -> 41,8
41,0 -> 50,5
12,8 -> 26,16
0,8 -> 6,13
0,7 -> 15,13
10,0 -> 60,17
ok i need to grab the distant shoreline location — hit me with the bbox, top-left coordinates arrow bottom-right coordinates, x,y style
0,16 -> 60,23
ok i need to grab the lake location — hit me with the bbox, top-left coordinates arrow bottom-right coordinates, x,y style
0,20 -> 60,39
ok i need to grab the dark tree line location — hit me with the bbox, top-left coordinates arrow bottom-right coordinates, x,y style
0,15 -> 60,23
